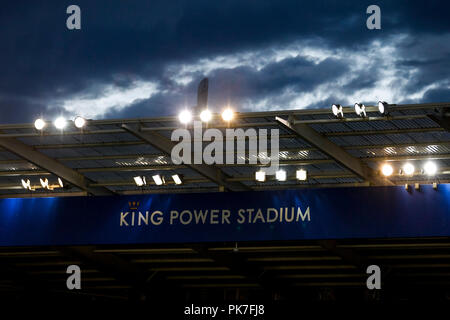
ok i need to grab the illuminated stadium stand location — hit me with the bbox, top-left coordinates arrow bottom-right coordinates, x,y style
0,102 -> 449,302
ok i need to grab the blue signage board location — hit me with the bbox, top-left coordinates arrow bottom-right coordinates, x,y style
0,184 -> 449,246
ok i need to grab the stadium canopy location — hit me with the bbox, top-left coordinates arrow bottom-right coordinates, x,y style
0,102 -> 450,302
0,102 -> 449,197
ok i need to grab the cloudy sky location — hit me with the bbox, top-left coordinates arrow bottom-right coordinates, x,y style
0,0 -> 449,123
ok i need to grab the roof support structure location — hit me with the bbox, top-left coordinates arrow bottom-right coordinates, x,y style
122,124 -> 249,192
0,136 -> 114,196
276,116 -> 391,186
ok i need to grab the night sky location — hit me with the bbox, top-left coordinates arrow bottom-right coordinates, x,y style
1,0 -> 449,123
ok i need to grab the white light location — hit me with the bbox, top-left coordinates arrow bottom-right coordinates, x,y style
152,174 -> 163,185
74,116 -> 86,128
133,176 -> 146,187
199,109 -> 212,122
296,169 -> 307,181
172,174 -> 182,185
331,104 -> 343,118
21,179 -> 31,190
58,177 -> 64,188
255,170 -> 266,182
40,178 -> 49,189
178,110 -> 192,124
54,117 -> 67,129
275,169 -> 286,181
354,103 -> 366,117
381,164 -> 394,177
424,161 -> 437,176
34,118 -> 46,130
378,101 -> 389,115
403,163 -> 415,176
221,108 -> 234,121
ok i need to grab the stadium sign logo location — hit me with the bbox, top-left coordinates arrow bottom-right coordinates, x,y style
119,201 -> 311,227
171,121 -> 280,174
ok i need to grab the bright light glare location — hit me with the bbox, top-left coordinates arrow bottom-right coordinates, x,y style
178,110 -> 192,124
424,161 -> 437,176
221,108 -> 234,121
403,163 -> 415,176
378,101 -> 388,115
34,118 -> 46,130
133,176 -> 146,187
331,104 -> 343,118
296,169 -> 307,181
58,177 -> 64,188
54,117 -> 67,129
381,164 -> 394,177
275,169 -> 286,181
172,174 -> 182,185
40,178 -> 49,189
152,174 -> 163,185
354,103 -> 366,117
199,109 -> 212,122
74,116 -> 86,128
255,171 -> 266,182
21,179 -> 31,190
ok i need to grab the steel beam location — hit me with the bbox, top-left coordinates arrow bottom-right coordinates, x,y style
276,116 -> 391,185
122,124 -> 249,191
0,137 -> 113,195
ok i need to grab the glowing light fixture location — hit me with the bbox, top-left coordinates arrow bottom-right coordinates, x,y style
423,161 -> 437,176
296,169 -> 307,181
221,108 -> 234,122
178,110 -> 192,124
275,169 -> 286,181
133,176 -> 146,187
255,170 -> 266,182
40,178 -> 49,189
172,174 -> 182,185
331,104 -> 344,118
381,163 -> 394,177
21,179 -> 31,190
58,177 -> 64,188
354,103 -> 366,117
152,174 -> 164,186
403,163 -> 415,176
199,109 -> 212,122
74,116 -> 86,128
378,101 -> 389,116
34,118 -> 46,130
54,117 -> 67,129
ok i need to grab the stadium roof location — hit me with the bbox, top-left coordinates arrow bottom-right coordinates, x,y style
0,102 -> 449,197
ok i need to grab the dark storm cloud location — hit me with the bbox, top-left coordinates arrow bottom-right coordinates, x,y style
0,1 -> 449,123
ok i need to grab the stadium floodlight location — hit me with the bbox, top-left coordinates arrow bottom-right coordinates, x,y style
331,104 -> 344,118
199,109 -> 212,122
58,177 -> 64,188
255,170 -> 266,182
178,110 -> 192,124
221,108 -> 234,122
21,179 -> 31,190
423,161 -> 437,176
172,174 -> 182,185
133,176 -> 146,187
381,163 -> 394,177
74,116 -> 86,128
296,169 -> 307,181
403,163 -> 415,176
34,118 -> 46,130
354,103 -> 367,117
54,117 -> 67,129
378,101 -> 389,116
275,169 -> 287,181
152,174 -> 164,185
40,178 -> 49,189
